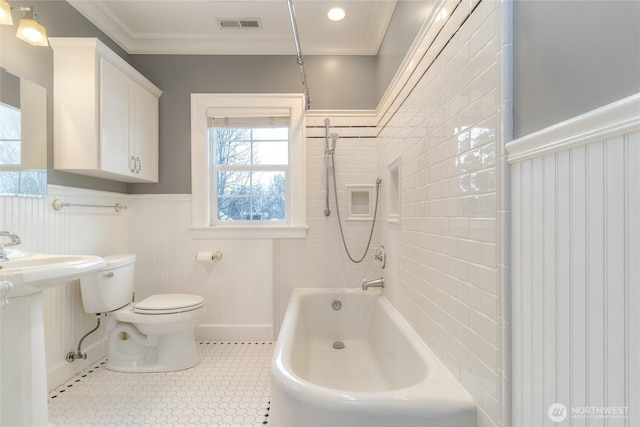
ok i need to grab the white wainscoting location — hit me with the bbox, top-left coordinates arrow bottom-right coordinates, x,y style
128,195 -> 274,341
508,94 -> 640,427
0,185 -> 130,390
1,187 -> 277,395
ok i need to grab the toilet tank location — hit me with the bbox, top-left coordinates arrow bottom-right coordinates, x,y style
80,254 -> 136,314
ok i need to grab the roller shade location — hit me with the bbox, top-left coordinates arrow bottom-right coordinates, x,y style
207,107 -> 290,128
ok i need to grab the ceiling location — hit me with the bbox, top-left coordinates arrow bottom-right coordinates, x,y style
67,0 -> 399,55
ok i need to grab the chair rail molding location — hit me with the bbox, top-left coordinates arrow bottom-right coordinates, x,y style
506,93 -> 640,163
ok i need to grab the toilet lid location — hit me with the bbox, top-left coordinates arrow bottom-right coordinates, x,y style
133,294 -> 205,314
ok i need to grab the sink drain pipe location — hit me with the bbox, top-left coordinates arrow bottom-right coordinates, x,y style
66,315 -> 101,362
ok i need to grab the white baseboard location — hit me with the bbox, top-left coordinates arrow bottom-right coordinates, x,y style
196,324 -> 274,341
47,337 -> 108,392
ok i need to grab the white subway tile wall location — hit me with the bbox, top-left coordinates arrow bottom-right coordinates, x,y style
278,2 -> 509,426
377,1 -> 504,426
277,113 -> 382,326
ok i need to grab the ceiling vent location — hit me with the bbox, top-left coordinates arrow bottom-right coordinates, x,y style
217,17 -> 262,29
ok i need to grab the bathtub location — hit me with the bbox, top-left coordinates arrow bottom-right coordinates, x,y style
270,288 -> 476,427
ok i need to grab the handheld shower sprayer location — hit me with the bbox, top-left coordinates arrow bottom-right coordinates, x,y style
324,119 -> 338,154
323,117 -> 383,263
327,133 -> 338,154
324,118 -> 332,216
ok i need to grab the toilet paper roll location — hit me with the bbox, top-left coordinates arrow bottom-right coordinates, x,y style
196,251 -> 214,264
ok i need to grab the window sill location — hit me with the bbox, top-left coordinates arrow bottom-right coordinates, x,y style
190,225 -> 309,239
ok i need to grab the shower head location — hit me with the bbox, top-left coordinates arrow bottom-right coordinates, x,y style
328,133 -> 339,153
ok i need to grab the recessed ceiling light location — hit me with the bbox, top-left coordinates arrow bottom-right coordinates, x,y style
327,7 -> 345,22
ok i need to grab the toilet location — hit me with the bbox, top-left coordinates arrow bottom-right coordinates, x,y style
79,254 -> 205,373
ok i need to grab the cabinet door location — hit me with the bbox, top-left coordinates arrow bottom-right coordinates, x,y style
100,58 -> 133,177
133,84 -> 159,182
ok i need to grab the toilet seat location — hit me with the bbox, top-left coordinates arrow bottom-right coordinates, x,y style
133,293 -> 205,315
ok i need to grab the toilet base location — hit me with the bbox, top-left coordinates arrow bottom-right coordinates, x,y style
106,324 -> 200,373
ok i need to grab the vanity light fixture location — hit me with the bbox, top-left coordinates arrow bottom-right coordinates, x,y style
327,7 -> 345,22
0,0 -> 12,25
15,6 -> 48,46
0,2 -> 48,47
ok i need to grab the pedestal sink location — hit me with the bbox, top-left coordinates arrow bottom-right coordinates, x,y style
0,250 -> 105,427
1,251 -> 106,297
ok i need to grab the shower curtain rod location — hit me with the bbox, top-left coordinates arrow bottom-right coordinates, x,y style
285,0 -> 311,110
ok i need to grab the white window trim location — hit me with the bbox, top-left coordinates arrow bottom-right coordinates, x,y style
190,93 -> 308,239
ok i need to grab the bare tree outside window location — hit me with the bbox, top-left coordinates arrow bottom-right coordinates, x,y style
211,126 -> 288,222
0,103 -> 22,166
0,102 -> 46,197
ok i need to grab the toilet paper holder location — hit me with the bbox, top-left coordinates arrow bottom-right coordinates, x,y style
196,251 -> 223,263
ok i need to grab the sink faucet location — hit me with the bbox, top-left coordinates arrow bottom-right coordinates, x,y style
362,277 -> 384,290
0,231 -> 22,262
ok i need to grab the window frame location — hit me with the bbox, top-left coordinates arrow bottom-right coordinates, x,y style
190,93 -> 308,239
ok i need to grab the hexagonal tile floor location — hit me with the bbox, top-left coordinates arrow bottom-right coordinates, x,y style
48,341 -> 273,426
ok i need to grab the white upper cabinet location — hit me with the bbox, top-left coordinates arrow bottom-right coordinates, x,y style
50,38 -> 162,183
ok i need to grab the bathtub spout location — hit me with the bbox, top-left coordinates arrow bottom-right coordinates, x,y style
362,277 -> 384,290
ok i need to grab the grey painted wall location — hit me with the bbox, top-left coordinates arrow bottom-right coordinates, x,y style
128,54 -> 376,194
376,0 -> 435,101
4,1 -> 402,195
10,1 -> 637,194
513,0 -> 640,138
126,0 -> 428,195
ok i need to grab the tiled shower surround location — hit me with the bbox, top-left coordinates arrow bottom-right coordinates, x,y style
0,1 -> 511,426
283,1 -> 510,425
378,1 -> 509,425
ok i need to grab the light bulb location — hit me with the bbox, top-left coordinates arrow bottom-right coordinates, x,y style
0,0 -> 13,25
16,16 -> 48,46
327,7 -> 345,22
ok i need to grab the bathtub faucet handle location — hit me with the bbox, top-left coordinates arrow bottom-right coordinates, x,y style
362,277 -> 384,290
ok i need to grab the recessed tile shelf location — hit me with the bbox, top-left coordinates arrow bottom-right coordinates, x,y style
387,157 -> 401,223
345,184 -> 375,221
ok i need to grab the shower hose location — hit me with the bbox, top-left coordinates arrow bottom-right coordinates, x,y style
328,151 -> 381,264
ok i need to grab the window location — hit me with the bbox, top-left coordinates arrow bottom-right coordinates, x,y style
0,102 -> 22,166
210,115 -> 289,223
0,102 -> 46,197
191,94 -> 308,239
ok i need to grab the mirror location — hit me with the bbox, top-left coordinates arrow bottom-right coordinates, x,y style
0,68 -> 47,197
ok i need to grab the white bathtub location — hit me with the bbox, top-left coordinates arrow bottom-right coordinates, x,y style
270,288 -> 476,427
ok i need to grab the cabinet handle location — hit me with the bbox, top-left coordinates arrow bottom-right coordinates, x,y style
135,157 -> 141,174
130,156 -> 136,173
